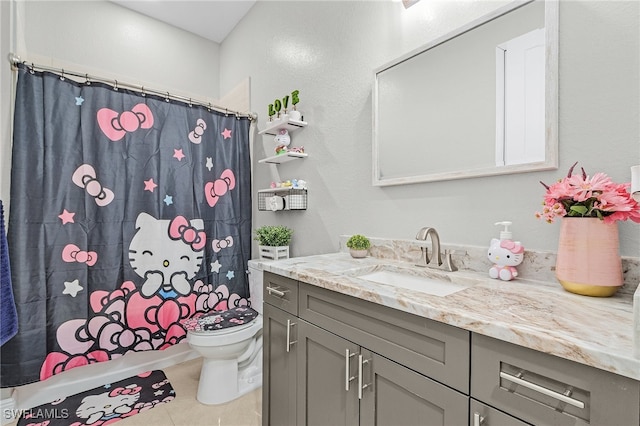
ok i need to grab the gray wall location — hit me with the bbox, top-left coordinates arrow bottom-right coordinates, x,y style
220,0 -> 640,258
1,0 -> 638,259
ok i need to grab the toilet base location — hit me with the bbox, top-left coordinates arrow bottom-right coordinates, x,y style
195,347 -> 262,405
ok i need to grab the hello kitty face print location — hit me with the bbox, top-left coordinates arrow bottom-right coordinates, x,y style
75,384 -> 141,425
129,213 -> 206,298
273,129 -> 290,147
488,238 -> 525,281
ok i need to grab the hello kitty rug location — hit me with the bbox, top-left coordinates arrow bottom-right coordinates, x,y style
17,370 -> 175,426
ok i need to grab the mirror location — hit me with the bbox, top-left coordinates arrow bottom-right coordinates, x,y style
373,0 -> 558,186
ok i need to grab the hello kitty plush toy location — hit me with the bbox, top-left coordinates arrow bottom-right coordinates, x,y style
487,222 -> 525,281
274,129 -> 291,154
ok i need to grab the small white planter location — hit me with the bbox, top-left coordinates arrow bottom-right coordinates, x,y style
349,249 -> 368,258
259,245 -> 290,260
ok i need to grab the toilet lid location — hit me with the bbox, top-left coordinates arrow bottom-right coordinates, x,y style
182,306 -> 258,334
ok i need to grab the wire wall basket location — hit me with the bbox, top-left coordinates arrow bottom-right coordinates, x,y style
258,189 -> 307,211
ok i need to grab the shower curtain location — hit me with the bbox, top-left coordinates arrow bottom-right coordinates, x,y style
1,64 -> 252,387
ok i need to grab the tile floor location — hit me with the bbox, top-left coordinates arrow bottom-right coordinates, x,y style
118,358 -> 262,426
8,358 -> 262,426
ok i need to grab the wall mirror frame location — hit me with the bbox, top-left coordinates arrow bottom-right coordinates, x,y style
372,0 -> 558,186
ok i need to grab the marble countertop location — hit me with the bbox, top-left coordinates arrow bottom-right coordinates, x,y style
251,252 -> 640,381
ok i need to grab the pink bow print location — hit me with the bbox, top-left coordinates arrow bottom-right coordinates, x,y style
24,421 -> 49,426
188,118 -> 207,144
205,169 -> 236,207
62,244 -> 98,266
71,164 -> 114,207
152,379 -> 170,389
168,216 -> 206,251
212,236 -> 234,252
500,239 -> 525,254
109,385 -> 142,397
97,103 -> 154,142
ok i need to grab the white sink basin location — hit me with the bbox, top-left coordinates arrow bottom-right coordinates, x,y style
357,269 -> 467,297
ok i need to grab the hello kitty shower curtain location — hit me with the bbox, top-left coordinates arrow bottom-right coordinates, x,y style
1,64 -> 252,387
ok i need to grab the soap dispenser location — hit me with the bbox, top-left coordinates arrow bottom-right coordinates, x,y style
488,221 -> 525,281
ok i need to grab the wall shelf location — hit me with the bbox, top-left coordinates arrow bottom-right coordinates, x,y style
259,115 -> 308,136
258,113 -> 309,212
258,152 -> 308,164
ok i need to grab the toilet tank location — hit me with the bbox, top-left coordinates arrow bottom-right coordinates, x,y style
247,260 -> 264,315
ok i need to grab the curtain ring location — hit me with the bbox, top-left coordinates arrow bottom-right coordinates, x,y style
113,80 -> 119,91
29,63 -> 35,74
165,92 -> 170,103
85,73 -> 91,85
225,108 -> 229,117
207,103 -> 212,112
235,112 -> 240,120
188,98 -> 193,108
59,69 -> 65,81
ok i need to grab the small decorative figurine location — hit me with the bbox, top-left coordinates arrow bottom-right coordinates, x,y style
289,90 -> 302,121
291,179 -> 307,189
274,129 -> 290,155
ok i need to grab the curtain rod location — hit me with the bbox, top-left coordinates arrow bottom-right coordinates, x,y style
7,53 -> 258,121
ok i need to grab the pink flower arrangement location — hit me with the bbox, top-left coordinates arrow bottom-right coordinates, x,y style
536,162 -> 640,224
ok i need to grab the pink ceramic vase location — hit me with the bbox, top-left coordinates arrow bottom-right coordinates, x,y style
555,217 -> 623,297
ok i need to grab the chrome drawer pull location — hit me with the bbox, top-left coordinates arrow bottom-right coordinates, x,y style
345,349 -> 357,391
358,355 -> 371,400
266,286 -> 286,298
286,319 -> 297,353
500,371 -> 585,409
473,412 -> 485,426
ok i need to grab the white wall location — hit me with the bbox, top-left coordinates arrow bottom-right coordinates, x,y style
220,0 -> 640,257
0,0 -> 221,208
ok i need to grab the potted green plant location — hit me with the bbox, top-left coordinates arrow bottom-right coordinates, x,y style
346,234 -> 370,258
255,225 -> 293,260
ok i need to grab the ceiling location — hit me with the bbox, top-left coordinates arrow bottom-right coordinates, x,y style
112,0 -> 257,43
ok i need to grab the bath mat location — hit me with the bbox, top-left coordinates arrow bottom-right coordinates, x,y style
17,369 -> 175,426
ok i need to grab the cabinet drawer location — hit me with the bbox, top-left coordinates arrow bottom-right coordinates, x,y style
299,282 -> 470,393
471,333 -> 640,426
470,399 -> 530,426
263,271 -> 298,315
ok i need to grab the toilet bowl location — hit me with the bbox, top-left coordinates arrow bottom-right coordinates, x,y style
187,314 -> 263,405
185,264 -> 265,405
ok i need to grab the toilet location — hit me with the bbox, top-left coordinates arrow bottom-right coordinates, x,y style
185,266 -> 263,405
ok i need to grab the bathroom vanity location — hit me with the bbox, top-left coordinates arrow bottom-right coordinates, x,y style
260,252 -> 640,426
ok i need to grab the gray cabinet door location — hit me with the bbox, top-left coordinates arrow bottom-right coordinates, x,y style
263,303 -> 297,426
359,348 -> 469,426
296,321 -> 359,426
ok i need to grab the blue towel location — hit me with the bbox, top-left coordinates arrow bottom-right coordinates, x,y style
0,199 -> 18,345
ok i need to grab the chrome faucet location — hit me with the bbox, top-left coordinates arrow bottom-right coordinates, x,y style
415,227 -> 457,271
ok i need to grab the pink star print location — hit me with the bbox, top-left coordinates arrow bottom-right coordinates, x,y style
144,178 -> 158,192
58,209 -> 75,225
221,128 -> 232,139
173,149 -> 185,161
